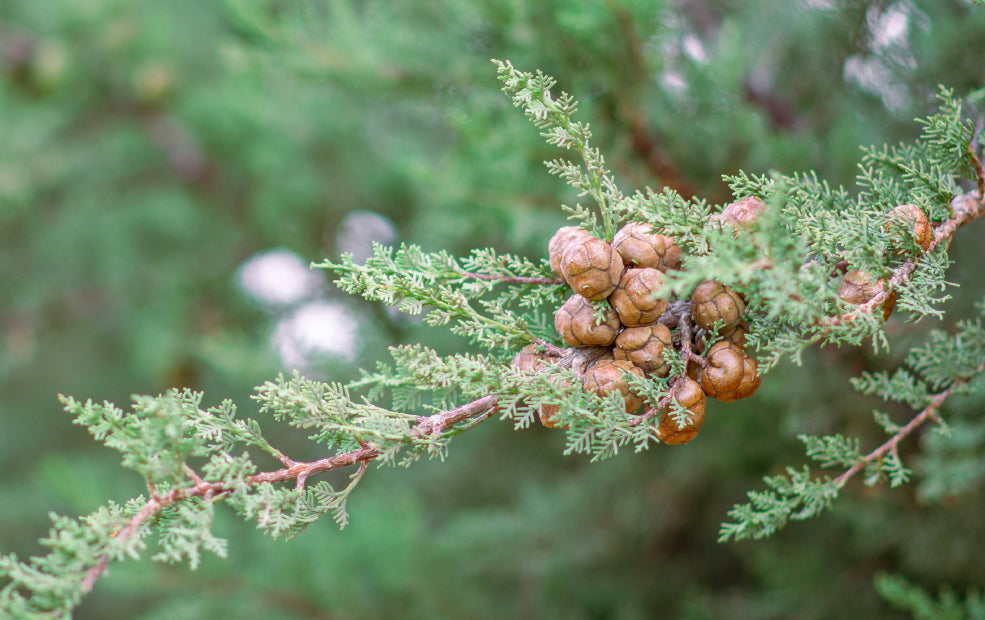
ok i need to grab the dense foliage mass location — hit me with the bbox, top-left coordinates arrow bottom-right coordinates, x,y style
3,1 -> 985,618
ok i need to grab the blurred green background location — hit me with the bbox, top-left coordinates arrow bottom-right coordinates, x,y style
3,1 -> 985,618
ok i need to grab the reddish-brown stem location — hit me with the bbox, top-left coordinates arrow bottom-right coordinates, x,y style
630,378 -> 680,427
460,271 -> 563,285
79,395 -> 499,595
969,138 -> 985,200
832,359 -> 985,489
629,310 -> 698,427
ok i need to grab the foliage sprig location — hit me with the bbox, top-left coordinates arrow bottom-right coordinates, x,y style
5,59 -> 985,618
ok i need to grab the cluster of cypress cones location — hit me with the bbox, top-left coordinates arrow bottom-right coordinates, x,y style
513,196 -> 934,446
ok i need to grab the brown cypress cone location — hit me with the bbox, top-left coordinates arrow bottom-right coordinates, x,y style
885,204 -> 933,254
581,359 -> 645,413
697,323 -> 747,353
698,340 -> 761,402
613,324 -> 673,377
656,378 -> 706,445
538,375 -> 571,429
609,267 -> 669,327
511,345 -> 567,429
554,294 -> 621,347
559,236 -> 623,301
511,343 -> 560,372
691,280 -> 746,333
548,226 -> 592,279
611,221 -> 682,272
838,270 -> 896,321
720,320 -> 749,348
708,196 -> 765,231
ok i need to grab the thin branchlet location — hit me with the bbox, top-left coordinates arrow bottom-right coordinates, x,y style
10,64 -> 985,617
76,395 -> 499,595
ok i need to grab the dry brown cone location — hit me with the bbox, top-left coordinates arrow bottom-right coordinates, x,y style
538,375 -> 571,429
698,340 -> 761,403
581,359 -> 645,413
511,343 -> 560,372
555,294 -> 621,347
885,204 -> 933,254
838,269 -> 896,321
720,320 -> 749,348
697,321 -> 748,353
656,378 -> 706,445
548,226 -> 592,279
692,280 -> 746,333
611,221 -> 682,272
560,236 -> 624,301
511,344 -> 567,429
609,268 -> 669,327
708,196 -> 765,231
613,324 -> 673,377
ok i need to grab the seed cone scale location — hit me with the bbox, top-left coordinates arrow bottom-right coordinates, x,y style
694,322 -> 747,355
539,408 -> 564,428
708,196 -> 765,231
512,343 -> 560,372
560,236 -> 624,301
720,320 -> 749,348
691,280 -> 745,332
838,270 -> 896,321
698,341 -> 761,402
614,324 -> 673,376
610,267 -> 669,327
581,359 -> 645,413
886,204 -> 933,254
611,221 -> 682,272
555,294 -> 621,347
656,378 -> 706,445
548,226 -> 592,279
538,375 -> 571,429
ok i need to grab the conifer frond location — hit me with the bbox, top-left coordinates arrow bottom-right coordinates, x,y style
721,307 -> 985,541
875,572 -> 985,620
8,54 -> 985,617
493,59 -> 623,239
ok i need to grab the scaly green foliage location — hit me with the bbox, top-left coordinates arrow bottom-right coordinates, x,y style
875,573 -> 985,620
3,3 -> 985,616
719,300 -> 985,542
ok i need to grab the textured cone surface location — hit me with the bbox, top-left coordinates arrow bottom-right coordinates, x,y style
720,320 -> 749,348
539,400 -> 566,428
708,195 -> 765,230
555,294 -> 621,347
611,221 -> 682,272
657,378 -> 706,445
839,270 -> 896,321
610,267 -> 668,327
699,341 -> 761,402
560,236 -> 623,301
614,324 -> 673,376
886,204 -> 933,253
548,226 -> 592,279
565,346 -> 614,377
581,359 -> 645,413
512,345 -> 566,428
511,343 -> 559,372
692,280 -> 746,332
538,376 -> 571,429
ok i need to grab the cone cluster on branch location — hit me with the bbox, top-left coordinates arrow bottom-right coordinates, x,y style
513,197 -> 935,444
513,199 -> 773,445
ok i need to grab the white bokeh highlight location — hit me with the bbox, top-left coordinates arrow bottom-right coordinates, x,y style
336,210 -> 397,264
237,248 -> 323,307
272,300 -> 361,367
